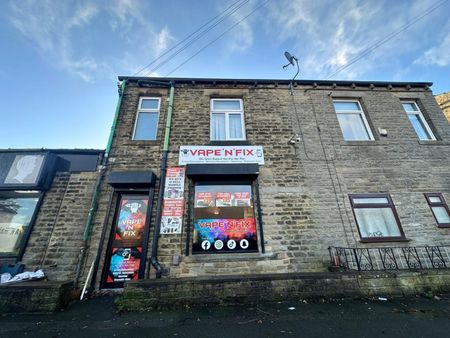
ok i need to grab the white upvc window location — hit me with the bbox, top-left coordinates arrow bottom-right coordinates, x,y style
132,97 -> 161,140
210,99 -> 246,141
333,100 -> 374,141
401,101 -> 436,141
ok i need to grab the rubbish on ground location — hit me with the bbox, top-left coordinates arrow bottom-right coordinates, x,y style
378,297 -> 388,301
0,269 -> 44,283
288,307 -> 296,310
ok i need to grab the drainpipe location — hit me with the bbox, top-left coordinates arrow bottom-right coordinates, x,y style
73,80 -> 127,287
151,81 -> 175,278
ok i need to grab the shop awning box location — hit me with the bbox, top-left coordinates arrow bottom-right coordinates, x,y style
186,164 -> 259,180
108,171 -> 157,188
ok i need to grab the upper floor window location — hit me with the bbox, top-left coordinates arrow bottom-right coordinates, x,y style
402,101 -> 436,141
424,193 -> 450,227
333,100 -> 374,141
349,194 -> 406,242
132,97 -> 160,140
210,99 -> 245,141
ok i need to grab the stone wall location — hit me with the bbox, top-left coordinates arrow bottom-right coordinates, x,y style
21,172 -> 99,282
436,92 -> 450,123
85,80 -> 450,289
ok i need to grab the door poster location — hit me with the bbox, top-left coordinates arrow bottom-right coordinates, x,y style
160,167 -> 186,234
103,195 -> 148,288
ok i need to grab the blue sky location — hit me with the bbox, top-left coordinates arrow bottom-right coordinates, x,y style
0,0 -> 449,149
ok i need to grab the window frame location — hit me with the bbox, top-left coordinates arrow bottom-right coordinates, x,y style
0,190 -> 43,260
210,98 -> 246,141
401,100 -> 436,141
132,97 -> 161,141
349,193 -> 407,243
424,193 -> 450,228
333,99 -> 374,141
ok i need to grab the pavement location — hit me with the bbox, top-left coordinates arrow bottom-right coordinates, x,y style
1,294 -> 450,337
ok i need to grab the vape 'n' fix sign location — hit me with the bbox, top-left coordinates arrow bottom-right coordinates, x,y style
179,146 -> 264,165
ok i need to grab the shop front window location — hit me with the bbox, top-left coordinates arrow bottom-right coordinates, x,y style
0,192 -> 40,256
193,183 -> 258,253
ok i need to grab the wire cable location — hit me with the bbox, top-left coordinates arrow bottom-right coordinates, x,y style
326,0 -> 449,79
164,0 -> 269,77
137,0 -> 250,76
145,0 -> 250,76
134,0 -> 245,75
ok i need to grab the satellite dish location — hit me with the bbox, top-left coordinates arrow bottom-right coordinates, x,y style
284,51 -> 297,65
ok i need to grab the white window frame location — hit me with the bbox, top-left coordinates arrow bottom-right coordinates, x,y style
401,101 -> 436,141
333,99 -> 374,141
210,98 -> 246,141
132,97 -> 161,141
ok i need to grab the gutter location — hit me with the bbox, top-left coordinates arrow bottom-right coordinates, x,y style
74,80 -> 127,287
151,81 -> 175,278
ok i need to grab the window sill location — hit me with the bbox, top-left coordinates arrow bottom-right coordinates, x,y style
209,140 -> 250,146
359,237 -> 410,244
339,140 -> 380,146
183,251 -> 276,262
418,140 -> 449,145
437,225 -> 450,229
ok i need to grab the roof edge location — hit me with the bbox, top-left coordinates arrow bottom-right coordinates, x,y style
117,76 -> 433,88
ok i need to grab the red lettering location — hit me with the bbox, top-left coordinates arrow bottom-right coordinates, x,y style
214,149 -> 221,156
225,149 -> 233,156
236,149 -> 242,156
206,149 -> 214,156
198,150 -> 206,156
190,150 -> 198,156
245,149 -> 254,156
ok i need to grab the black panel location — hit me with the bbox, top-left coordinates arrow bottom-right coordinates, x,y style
186,164 -> 259,180
108,171 -> 157,188
55,153 -> 100,172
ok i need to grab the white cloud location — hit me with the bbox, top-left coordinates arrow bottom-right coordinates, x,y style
155,26 -> 175,56
265,0 -> 444,80
67,4 -> 98,29
416,33 -> 450,67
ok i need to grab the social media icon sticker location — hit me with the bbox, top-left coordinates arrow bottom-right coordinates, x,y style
240,239 -> 249,249
201,240 -> 211,250
214,240 -> 224,250
227,240 -> 236,250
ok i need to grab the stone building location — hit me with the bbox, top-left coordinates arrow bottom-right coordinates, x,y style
2,77 -> 450,310
436,92 -> 450,123
71,76 -> 450,307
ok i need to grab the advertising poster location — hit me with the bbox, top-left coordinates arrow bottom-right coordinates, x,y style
161,167 -> 185,234
193,218 -> 258,253
216,192 -> 232,207
4,154 -> 45,185
106,247 -> 142,284
233,192 -> 251,207
195,192 -> 214,208
103,195 -> 148,288
115,199 -> 148,246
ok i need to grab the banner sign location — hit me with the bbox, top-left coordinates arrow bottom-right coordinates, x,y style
193,218 -> 258,253
161,167 -> 185,234
179,146 -> 264,165
103,196 -> 148,288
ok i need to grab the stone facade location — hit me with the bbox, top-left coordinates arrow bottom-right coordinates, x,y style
436,92 -> 450,123
81,78 -> 450,291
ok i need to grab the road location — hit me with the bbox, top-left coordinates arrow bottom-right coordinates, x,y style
1,294 -> 450,337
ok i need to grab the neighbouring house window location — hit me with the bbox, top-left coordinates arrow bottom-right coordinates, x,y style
401,101 -> 436,141
425,193 -> 450,227
210,99 -> 246,140
0,192 -> 40,256
349,194 -> 406,242
193,182 -> 257,253
132,97 -> 161,140
333,100 -> 374,141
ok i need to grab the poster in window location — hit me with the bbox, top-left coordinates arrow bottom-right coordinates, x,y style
195,192 -> 214,208
193,218 -> 258,253
115,199 -> 148,246
216,192 -> 232,207
233,192 -> 251,207
106,247 -> 142,284
4,155 -> 45,185
161,167 -> 185,234
103,195 -> 149,288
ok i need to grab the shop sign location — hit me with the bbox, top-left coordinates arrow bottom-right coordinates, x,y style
103,196 -> 148,288
161,167 -> 185,234
179,146 -> 264,165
